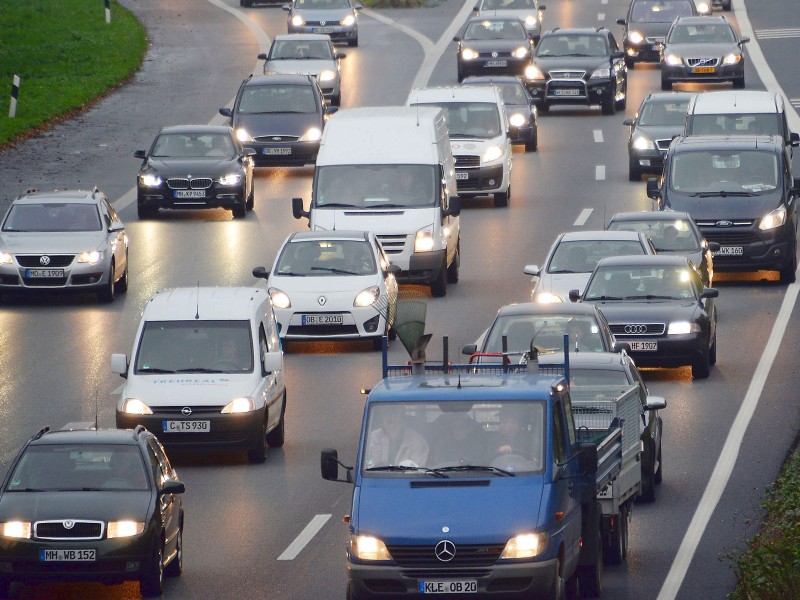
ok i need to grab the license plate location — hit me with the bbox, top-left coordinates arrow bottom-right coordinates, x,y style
263,147 -> 292,155
485,60 -> 507,67
692,66 -> 715,74
301,314 -> 343,325
313,27 -> 334,33
419,580 -> 477,594
163,420 -> 210,433
26,268 -> 64,278
174,190 -> 205,198
715,246 -> 743,256
628,341 -> 658,351
553,89 -> 581,96
40,549 -> 96,562
455,172 -> 469,180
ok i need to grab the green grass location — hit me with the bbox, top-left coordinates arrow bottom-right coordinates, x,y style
0,0 -> 146,147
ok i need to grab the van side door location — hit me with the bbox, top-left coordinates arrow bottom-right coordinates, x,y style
260,315 -> 285,432
551,395 -> 583,574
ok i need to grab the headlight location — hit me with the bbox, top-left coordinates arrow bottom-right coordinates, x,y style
121,398 -> 153,415
354,286 -> 380,307
461,48 -> 478,60
77,251 -> 103,264
632,136 -> 655,150
299,127 -> 322,142
512,46 -> 530,59
1,522 -> 32,539
218,173 -> 242,186
414,227 -> 435,253
524,15 -> 537,27
340,14 -> 356,26
221,397 -> 256,414
590,67 -> 610,79
722,52 -> 742,65
350,534 -> 392,561
0,252 -> 13,265
667,321 -> 700,335
482,145 -> 503,163
107,521 -> 145,539
318,69 -> 337,82
759,205 -> 787,230
139,174 -> 162,187
508,113 -> 527,128
695,2 -> 711,14
525,64 -> 544,81
664,54 -> 682,66
236,128 -> 254,143
269,287 -> 292,309
499,533 -> 547,559
291,15 -> 305,26
534,292 -> 562,303
627,31 -> 644,45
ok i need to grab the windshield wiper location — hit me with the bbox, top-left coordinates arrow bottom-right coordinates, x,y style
136,367 -> 176,374
432,465 -> 516,477
585,295 -> 623,301
7,487 -> 46,492
311,266 -> 359,275
276,271 -> 307,277
175,368 -> 225,373
691,191 -> 754,197
625,294 -> 676,300
548,269 -> 582,274
365,465 -> 448,478
449,133 -> 479,138
317,202 -> 358,208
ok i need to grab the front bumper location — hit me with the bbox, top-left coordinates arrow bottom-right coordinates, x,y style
0,255 -> 110,293
244,140 -> 320,167
455,163 -> 507,195
288,24 -> 357,44
276,308 -> 387,340
528,78 -> 612,108
698,224 -> 796,272
660,61 -> 744,85
615,333 -> 706,368
458,57 -> 532,80
624,40 -> 664,63
137,184 -> 245,211
629,147 -> 666,174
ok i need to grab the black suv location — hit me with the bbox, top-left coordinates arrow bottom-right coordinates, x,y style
527,27 -> 627,115
0,426 -> 185,597
647,135 -> 800,283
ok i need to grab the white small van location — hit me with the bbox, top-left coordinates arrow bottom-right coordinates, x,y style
113,286 -> 286,464
407,85 -> 513,207
292,106 -> 461,297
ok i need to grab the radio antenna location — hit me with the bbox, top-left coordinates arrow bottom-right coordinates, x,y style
195,281 -> 200,320
94,389 -> 99,431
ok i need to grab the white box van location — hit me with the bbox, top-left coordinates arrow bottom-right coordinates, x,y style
112,286 -> 286,464
291,106 -> 461,297
407,85 -> 513,207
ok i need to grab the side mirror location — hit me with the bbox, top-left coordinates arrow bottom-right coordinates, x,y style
445,195 -> 461,217
623,118 -> 634,126
243,148 -> 257,157
325,104 -> 339,115
789,132 -> 800,147
453,36 -> 461,42
387,264 -> 401,276
612,50 -> 625,60
160,480 -> 186,495
321,448 -> 353,483
701,287 -> 719,299
462,343 -> 478,356
335,52 -> 347,59
292,197 -> 309,220
282,4 -> 291,10
577,442 -> 598,476
740,37 -> 750,44
134,150 -> 146,159
645,395 -> 667,411
109,222 -> 125,233
613,341 -> 630,353
258,53 -> 268,61
616,18 -> 626,25
707,241 -> 720,253
219,107 -> 233,118
568,289 -> 581,302
539,4 -> 546,10
252,266 -> 269,281
646,177 -> 660,200
523,264 -> 541,277
111,353 -> 128,378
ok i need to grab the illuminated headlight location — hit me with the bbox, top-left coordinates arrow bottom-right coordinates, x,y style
218,173 -> 242,186
121,398 -> 153,415
350,535 -> 392,561
0,252 -> 13,265
482,145 -> 503,163
695,2 -> 711,14
512,46 -> 530,59
499,533 -> 547,559
632,136 -> 655,150
664,54 -> 682,66
461,48 -> 479,60
509,113 -> 527,128
759,205 -> 787,230
340,14 -> 356,26
300,127 -> 322,142
1,521 -> 32,539
236,128 -> 254,143
139,174 -> 162,187
107,521 -> 145,539
268,287 -> 292,309
627,31 -> 644,45
535,292 -> 562,303
524,15 -> 537,27
414,228 -> 435,253
525,64 -> 544,81
590,67 -> 610,79
221,397 -> 256,414
667,321 -> 700,335
78,250 -> 104,264
354,286 -> 380,307
722,52 -> 742,65
291,15 -> 305,26
318,69 -> 337,82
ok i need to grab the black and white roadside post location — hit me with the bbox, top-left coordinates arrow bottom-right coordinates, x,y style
105,0 -> 111,24
9,75 -> 20,118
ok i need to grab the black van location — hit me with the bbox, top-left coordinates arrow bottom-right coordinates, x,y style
647,135 -> 799,283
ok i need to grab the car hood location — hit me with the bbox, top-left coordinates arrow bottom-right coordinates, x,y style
270,273 -> 378,294
628,22 -> 672,39
312,207 -> 441,234
655,248 -> 703,268
537,272 -> 591,301
0,491 -> 151,522
665,189 -> 784,220
233,112 -> 320,137
123,374 -> 259,407
264,59 -> 335,78
663,42 -> 740,56
532,55 -> 609,74
0,231 -> 108,254
633,124 -> 684,142
461,39 -> 531,52
292,8 -> 353,21
587,300 -> 699,323
143,158 -> 238,177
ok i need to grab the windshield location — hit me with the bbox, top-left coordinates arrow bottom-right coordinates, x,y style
362,401 -> 545,475
548,239 -> 647,274
135,320 -> 254,374
6,445 -> 149,492
688,114 -> 782,137
584,265 -> 700,300
151,132 -> 235,158
314,164 -> 437,208
631,0 -> 695,23
238,84 -> 318,114
269,40 -> 333,60
638,98 -> 691,126
480,0 -> 538,9
464,19 -> 527,40
485,314 -> 606,354
295,0 -> 351,8
2,203 -> 101,233
275,239 -> 376,276
670,150 -> 779,193
668,23 -> 736,44
536,34 -> 608,57
607,219 -> 700,252
416,102 -> 502,139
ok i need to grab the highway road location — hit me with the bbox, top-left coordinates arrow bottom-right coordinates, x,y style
0,0 -> 798,597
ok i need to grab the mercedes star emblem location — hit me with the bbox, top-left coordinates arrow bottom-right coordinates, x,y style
434,540 -> 456,562
181,407 -> 193,416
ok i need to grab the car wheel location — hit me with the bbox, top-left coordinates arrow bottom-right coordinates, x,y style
577,536 -> 603,597
615,82 -> 627,111
140,541 -> 164,598
628,158 -> 642,181
98,261 -> 116,303
732,76 -> 745,89
494,184 -> 509,208
625,56 -> 634,69
332,92 -> 341,107
246,184 -> 254,212
232,201 -> 247,219
430,257 -> 448,298
348,37 -> 358,47
691,346 -> 711,379
538,101 -> 549,113
447,240 -> 460,284
709,333 -> 717,366
525,131 -> 537,152
137,200 -> 156,220
660,74 -> 672,91
639,446 -> 657,502
601,90 -> 615,116
248,418 -> 268,463
605,503 -> 628,564
550,560 -> 566,600
267,394 -> 286,448
165,524 -> 183,577
779,250 -> 797,283
654,426 -> 663,485
116,261 -> 129,294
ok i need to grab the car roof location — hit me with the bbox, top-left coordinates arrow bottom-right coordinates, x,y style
30,428 -> 144,446
462,76 -> 524,85
538,351 -> 625,369
409,85 -> 503,104
245,74 -> 316,86
13,189 -> 102,205
157,125 -> 232,135
673,15 -> 728,25
672,134 -> 784,152
495,302 -> 603,317
143,286 -> 268,321
609,210 -> 694,223
559,230 -> 646,242
273,33 -> 333,42
288,230 -> 370,242
642,91 -> 697,104
596,254 -> 689,268
688,90 -> 782,114
542,28 -> 609,36
465,16 -> 527,24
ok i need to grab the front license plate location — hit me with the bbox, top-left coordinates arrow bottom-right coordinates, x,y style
715,246 -> 743,256
174,190 -> 206,199
163,420 -> 210,433
301,314 -> 344,326
313,27 -> 334,33
40,549 -> 96,562
419,580 -> 477,594
628,341 -> 658,351
553,89 -> 581,96
263,147 -> 292,155
455,172 -> 469,180
26,268 -> 64,278
485,60 -> 507,67
692,66 -> 715,74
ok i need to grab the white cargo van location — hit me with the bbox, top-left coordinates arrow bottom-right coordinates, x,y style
407,86 -> 513,207
291,106 -> 461,297
112,286 -> 286,464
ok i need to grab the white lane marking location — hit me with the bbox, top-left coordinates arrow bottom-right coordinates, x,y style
790,98 -> 800,109
573,208 -> 593,226
593,129 -> 604,143
754,28 -> 800,39
656,2 -> 800,598
598,12 -> 605,20
601,0 -> 608,4
595,165 -> 605,180
277,514 -> 332,560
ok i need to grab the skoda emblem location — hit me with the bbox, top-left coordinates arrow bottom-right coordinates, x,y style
434,540 -> 456,562
40,255 -> 51,266
63,521 -> 75,530
491,51 -> 498,58
320,20 -> 327,26
715,220 -> 733,228
624,324 -> 647,334
317,296 -> 327,306
181,407 -> 192,416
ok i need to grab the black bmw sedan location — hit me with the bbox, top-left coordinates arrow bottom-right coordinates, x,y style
572,254 -> 718,379
0,426 -> 185,597
135,125 -> 255,219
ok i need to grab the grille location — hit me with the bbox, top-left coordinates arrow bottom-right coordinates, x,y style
549,70 -> 585,79
167,178 -> 212,190
254,135 -> 299,143
286,324 -> 359,336
686,57 -> 719,67
387,544 -> 503,568
22,276 -> 68,287
478,51 -> 512,58
454,155 -> 480,168
456,179 -> 481,191
610,323 -> 666,336
702,231 -> 758,245
376,234 -> 407,255
35,520 -> 103,540
149,406 -> 224,415
655,139 -> 672,151
16,255 -> 74,268
646,37 -> 665,44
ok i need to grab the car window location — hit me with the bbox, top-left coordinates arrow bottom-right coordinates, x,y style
670,150 -> 779,193
148,438 -> 176,481
631,0 -> 695,23
537,34 -> 608,57
569,368 -> 629,386
315,164 -> 438,208
689,113 -> 782,137
151,133 -> 235,158
464,19 -> 527,40
548,240 -> 648,274
584,265 -> 699,300
416,102 -> 501,138
607,219 -> 700,252
2,202 -> 102,233
497,82 -> 528,104
485,314 -> 606,354
275,239 -> 377,276
669,23 -> 735,44
481,0 -> 538,9
638,99 -> 691,126
238,84 -> 318,114
270,40 -> 333,60
295,0 -> 351,8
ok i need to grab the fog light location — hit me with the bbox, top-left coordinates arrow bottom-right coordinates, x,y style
641,160 -> 651,166
488,179 -> 496,186
363,314 -> 380,333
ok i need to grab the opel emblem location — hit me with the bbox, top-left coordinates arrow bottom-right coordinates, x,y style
434,540 -> 456,562
492,51 -> 498,58
320,20 -> 327,25
181,407 -> 192,416
272,137 -> 281,141
63,521 -> 75,529
40,255 -> 51,266
715,220 -> 733,227
624,324 -> 647,334
317,296 -> 327,306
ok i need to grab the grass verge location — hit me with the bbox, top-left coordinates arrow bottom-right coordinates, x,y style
0,0 -> 146,148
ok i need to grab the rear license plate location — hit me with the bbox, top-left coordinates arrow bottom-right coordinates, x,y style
715,246 -> 743,256
419,580 -> 477,594
263,148 -> 292,155
163,420 -> 210,433
174,190 -> 205,198
313,27 -> 334,33
40,549 -> 96,562
301,314 -> 343,325
628,341 -> 658,351
455,172 -> 469,180
485,60 -> 507,67
553,89 -> 581,96
26,268 -> 64,278
692,66 -> 715,74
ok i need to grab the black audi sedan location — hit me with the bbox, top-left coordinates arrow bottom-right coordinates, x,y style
527,27 -> 627,115
454,17 -> 535,83
571,254 -> 718,379
0,426 -> 185,597
134,125 -> 255,220
616,0 -> 698,68
219,73 -> 335,167
462,75 -> 538,150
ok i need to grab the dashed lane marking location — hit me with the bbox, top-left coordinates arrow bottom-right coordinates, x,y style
574,208 -> 593,227
277,514 -> 332,561
593,129 -> 604,143
595,165 -> 606,180
754,28 -> 800,39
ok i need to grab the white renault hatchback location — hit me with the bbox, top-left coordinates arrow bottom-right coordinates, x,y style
254,230 -> 399,349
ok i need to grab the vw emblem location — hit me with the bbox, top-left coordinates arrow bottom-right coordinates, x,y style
624,324 -> 647,334
63,521 -> 75,530
320,20 -> 327,25
715,220 -> 733,228
434,540 -> 456,562
40,255 -> 51,266
491,51 -> 498,58
317,296 -> 327,306
181,407 -> 193,416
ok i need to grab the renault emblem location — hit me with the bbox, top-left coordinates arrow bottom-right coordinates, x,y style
181,407 -> 192,416
435,540 -> 456,562
40,256 -> 51,266
317,296 -> 327,306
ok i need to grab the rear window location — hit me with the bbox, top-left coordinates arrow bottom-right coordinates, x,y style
687,113 -> 782,137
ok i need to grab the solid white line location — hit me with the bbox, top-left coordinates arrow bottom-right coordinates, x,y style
595,165 -> 605,180
277,514 -> 332,560
573,208 -> 593,226
656,1 -> 800,597
593,129 -> 603,143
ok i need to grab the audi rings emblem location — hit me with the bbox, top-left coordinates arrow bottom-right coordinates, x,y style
434,540 -> 456,562
624,324 -> 648,334
40,256 -> 51,266
63,521 -> 75,529
181,407 -> 193,416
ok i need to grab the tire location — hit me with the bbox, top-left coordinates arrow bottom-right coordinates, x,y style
779,250 -> 797,283
654,427 -> 663,485
447,241 -> 460,284
348,38 -> 358,48
332,92 -> 341,107
628,159 -> 642,182
248,419 -> 268,464
164,525 -> 183,577
267,394 -> 286,448
538,101 -> 549,113
565,571 -> 579,600
232,201 -> 247,219
708,333 -> 717,366
494,184 -> 509,208
606,504 -> 628,565
525,132 -> 538,152
625,57 -> 634,69
601,90 -> 615,116
639,438 -> 657,502
550,560 -> 566,600
577,536 -> 603,598
140,541 -> 164,598
430,257 -> 448,297
116,258 -> 129,294
98,262 -> 116,303
732,76 -> 745,89
246,184 -> 254,212
615,83 -> 627,111
691,346 -> 711,379
137,200 -> 156,220
661,75 -> 672,91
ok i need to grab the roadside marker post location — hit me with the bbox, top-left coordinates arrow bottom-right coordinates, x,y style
105,0 -> 111,24
9,75 -> 20,118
